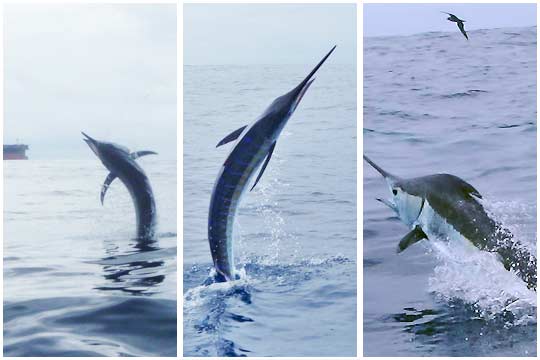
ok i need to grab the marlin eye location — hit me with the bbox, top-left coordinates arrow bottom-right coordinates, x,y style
392,189 -> 398,196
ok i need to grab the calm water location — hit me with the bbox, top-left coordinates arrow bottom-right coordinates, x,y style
184,63 -> 356,356
4,159 -> 177,356
364,27 -> 536,356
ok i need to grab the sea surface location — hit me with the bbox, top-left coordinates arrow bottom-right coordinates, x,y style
364,26 -> 536,356
184,63 -> 357,356
4,159 -> 177,356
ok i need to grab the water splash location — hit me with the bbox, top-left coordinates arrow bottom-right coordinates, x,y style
183,273 -> 254,357
237,153 -> 301,267
183,253 -> 355,356
427,199 -> 536,324
484,199 -> 536,253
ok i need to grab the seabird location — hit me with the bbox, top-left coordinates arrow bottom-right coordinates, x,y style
442,12 -> 468,40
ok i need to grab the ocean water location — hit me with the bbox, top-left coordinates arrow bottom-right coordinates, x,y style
184,63 -> 356,356
4,159 -> 177,356
363,27 -> 536,356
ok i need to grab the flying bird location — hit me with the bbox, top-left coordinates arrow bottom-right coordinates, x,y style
442,12 -> 468,40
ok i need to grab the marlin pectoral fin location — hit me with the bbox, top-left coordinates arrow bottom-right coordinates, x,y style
216,125 -> 248,147
101,173 -> 117,205
398,226 -> 428,253
131,150 -> 158,159
250,141 -> 276,192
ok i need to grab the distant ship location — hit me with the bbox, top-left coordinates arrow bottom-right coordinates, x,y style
4,144 -> 29,160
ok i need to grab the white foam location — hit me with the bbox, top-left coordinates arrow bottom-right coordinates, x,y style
427,228 -> 536,323
184,267 -> 251,312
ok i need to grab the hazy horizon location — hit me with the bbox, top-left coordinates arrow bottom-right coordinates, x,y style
364,23 -> 536,39
184,4 -> 356,66
4,4 -> 177,160
364,3 -> 536,37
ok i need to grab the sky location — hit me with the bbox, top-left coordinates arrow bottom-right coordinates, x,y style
4,4 -> 176,159
184,4 -> 356,65
364,3 -> 536,37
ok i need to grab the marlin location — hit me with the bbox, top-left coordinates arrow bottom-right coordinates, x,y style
364,155 -> 536,290
83,132 -> 158,240
442,11 -> 468,40
208,46 -> 336,282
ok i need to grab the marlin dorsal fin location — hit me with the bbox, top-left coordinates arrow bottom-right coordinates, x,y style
101,173 -> 117,204
131,150 -> 157,159
398,225 -> 427,253
250,141 -> 276,192
217,125 -> 247,147
461,182 -> 482,199
447,175 -> 482,199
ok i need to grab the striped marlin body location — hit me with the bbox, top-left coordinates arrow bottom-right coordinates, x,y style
208,46 -> 336,282
83,132 -> 158,240
364,155 -> 537,290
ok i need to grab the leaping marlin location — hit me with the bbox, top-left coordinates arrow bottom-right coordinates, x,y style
83,132 -> 158,240
208,46 -> 336,282
364,155 -> 536,291
442,11 -> 468,40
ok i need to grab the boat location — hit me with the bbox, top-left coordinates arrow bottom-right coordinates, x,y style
4,144 -> 29,160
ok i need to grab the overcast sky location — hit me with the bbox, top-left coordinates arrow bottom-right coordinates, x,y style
4,4 -> 176,159
364,3 -> 536,37
184,3 -> 356,65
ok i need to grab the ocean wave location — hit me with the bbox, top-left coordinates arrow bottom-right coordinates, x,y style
4,296 -> 177,357
439,89 -> 489,99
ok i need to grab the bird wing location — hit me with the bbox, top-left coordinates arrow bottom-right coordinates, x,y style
457,21 -> 468,40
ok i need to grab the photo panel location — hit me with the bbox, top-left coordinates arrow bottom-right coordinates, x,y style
363,3 -> 537,357
183,3 -> 357,357
3,3 -> 177,356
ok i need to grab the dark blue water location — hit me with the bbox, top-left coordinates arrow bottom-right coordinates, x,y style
364,27 -> 536,356
184,64 -> 356,356
4,160 -> 177,356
